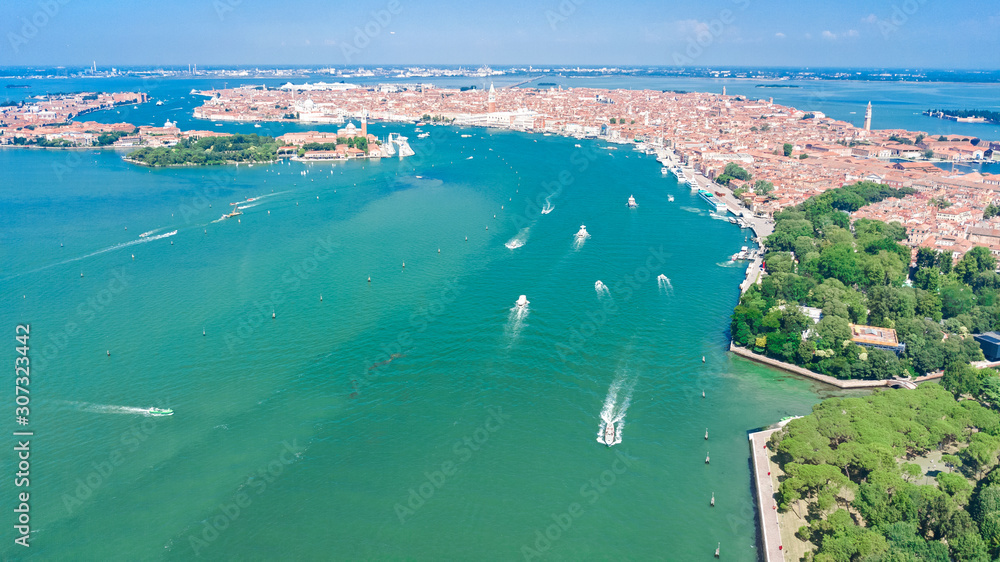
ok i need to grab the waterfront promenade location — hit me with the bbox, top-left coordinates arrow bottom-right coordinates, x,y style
749,427 -> 784,562
729,343 -> 938,389
691,172 -> 775,294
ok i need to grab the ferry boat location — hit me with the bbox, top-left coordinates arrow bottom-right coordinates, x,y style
515,295 -> 529,308
148,407 -> 173,416
627,195 -> 638,208
574,224 -> 590,239
698,189 -> 727,212
603,421 -> 616,446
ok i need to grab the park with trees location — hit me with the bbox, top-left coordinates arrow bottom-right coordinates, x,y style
730,180 -> 1000,382
770,383 -> 1000,561
125,134 -> 280,167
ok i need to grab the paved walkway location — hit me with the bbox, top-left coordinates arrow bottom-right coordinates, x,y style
730,343 -> 925,389
749,428 -> 784,562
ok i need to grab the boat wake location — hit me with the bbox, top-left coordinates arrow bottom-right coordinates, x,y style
506,297 -> 530,339
597,370 -> 636,446
657,274 -> 673,294
505,227 -> 530,250
680,206 -> 705,215
56,400 -> 165,416
541,195 -> 555,215
8,230 -> 179,280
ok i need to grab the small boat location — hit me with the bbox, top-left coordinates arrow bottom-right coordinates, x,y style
595,280 -> 606,292
155,100 -> 164,106
148,407 -> 173,416
627,195 -> 638,208
574,224 -> 590,239
604,421 -> 616,446
661,166 -> 669,175
515,295 -> 529,308
668,195 -> 674,202
254,123 -> 261,128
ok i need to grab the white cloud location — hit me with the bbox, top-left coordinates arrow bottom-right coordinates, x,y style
774,32 -> 786,38
846,29 -> 859,37
822,30 -> 837,39
861,13 -> 878,24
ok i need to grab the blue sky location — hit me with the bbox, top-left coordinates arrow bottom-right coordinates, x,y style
2,0 -> 997,68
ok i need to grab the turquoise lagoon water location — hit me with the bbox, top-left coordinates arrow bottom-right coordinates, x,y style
0,123 -> 840,560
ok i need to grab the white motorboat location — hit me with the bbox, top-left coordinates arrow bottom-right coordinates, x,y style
603,421 -> 616,446
575,224 -> 590,239
515,295 -> 529,308
627,195 -> 638,208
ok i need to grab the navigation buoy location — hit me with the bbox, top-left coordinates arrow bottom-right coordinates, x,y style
170,240 -> 173,245
320,294 -> 323,301
465,236 -> 468,241
81,272 -> 84,277
438,248 -> 441,253
402,262 -> 405,268
131,254 -> 135,260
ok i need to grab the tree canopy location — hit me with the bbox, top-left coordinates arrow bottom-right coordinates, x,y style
772,385 -> 1000,561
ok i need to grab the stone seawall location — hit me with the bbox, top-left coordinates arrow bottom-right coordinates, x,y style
729,343 -> 940,389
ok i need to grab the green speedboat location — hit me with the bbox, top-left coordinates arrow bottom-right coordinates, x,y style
148,407 -> 173,416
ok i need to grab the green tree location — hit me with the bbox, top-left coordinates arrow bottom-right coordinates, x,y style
783,142 -> 793,157
754,180 -> 774,196
723,162 -> 751,181
985,203 -> 1000,220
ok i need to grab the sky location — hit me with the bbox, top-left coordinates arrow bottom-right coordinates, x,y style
2,0 -> 998,69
